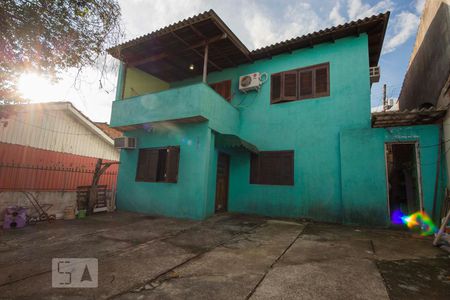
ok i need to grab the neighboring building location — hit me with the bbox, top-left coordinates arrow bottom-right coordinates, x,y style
399,0 -> 450,109
108,10 -> 446,226
398,0 -> 450,218
0,102 -> 119,219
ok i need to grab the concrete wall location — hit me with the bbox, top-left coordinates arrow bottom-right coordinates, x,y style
399,2 -> 450,109
123,67 -> 170,99
116,122 -> 212,220
0,191 -> 76,221
111,83 -> 240,135
340,125 -> 446,226
153,35 -> 370,223
399,0 -> 450,201
409,0 -> 450,66
113,33 -> 445,225
203,35 -> 370,223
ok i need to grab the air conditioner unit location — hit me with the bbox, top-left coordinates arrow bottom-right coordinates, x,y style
239,72 -> 261,92
114,137 -> 136,149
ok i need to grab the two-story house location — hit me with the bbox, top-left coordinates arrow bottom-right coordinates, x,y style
108,10 -> 446,226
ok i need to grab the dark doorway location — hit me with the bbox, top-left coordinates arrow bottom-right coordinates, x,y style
386,143 -> 422,220
215,152 -> 230,212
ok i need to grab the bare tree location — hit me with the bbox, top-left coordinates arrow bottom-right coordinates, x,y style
0,0 -> 124,104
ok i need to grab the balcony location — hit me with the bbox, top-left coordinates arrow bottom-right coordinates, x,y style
110,83 -> 239,135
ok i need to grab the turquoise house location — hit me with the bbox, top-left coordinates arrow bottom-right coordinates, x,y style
108,10 -> 446,226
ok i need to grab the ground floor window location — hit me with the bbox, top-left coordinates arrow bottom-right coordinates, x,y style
250,150 -> 294,185
136,146 -> 180,183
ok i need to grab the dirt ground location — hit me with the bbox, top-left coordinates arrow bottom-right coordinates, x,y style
0,211 -> 449,299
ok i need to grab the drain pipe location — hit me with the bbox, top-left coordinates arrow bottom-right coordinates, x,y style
432,125 -> 443,221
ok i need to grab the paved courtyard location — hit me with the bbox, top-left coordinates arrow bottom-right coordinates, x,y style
0,211 -> 449,299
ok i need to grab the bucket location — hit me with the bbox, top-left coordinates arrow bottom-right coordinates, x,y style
77,209 -> 87,219
63,207 -> 76,220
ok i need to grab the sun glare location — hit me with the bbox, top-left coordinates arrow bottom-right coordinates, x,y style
18,73 -> 56,102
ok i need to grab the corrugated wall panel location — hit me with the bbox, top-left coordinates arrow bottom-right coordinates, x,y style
0,109 -> 119,160
0,143 -> 118,191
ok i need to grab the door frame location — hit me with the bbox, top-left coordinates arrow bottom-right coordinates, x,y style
215,152 -> 230,213
384,141 -> 424,220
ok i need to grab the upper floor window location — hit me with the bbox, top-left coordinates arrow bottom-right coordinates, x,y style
136,146 -> 180,183
271,63 -> 329,104
209,80 -> 232,102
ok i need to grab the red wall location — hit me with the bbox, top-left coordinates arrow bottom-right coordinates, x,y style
0,142 -> 118,191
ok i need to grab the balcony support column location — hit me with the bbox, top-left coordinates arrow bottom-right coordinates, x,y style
203,44 -> 208,83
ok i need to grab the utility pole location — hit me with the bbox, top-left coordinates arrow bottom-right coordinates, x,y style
382,84 -> 387,111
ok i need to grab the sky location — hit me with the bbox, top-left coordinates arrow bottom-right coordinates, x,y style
18,0 -> 426,122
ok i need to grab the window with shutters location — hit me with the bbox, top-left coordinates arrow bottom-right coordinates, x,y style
136,146 -> 180,183
250,151 -> 294,185
270,63 -> 329,104
209,80 -> 232,102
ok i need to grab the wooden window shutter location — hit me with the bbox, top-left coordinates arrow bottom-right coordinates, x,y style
282,71 -> 298,101
250,153 -> 260,183
271,73 -> 282,103
299,70 -> 313,99
223,80 -> 231,101
259,153 -> 276,184
136,149 -> 159,182
209,80 -> 232,102
249,151 -> 294,185
315,66 -> 329,96
165,146 -> 180,183
136,149 -> 148,181
279,151 -> 294,185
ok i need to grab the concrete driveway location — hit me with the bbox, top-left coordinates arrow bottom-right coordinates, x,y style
0,211 -> 448,299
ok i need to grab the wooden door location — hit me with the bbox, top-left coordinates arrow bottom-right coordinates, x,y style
215,153 -> 230,212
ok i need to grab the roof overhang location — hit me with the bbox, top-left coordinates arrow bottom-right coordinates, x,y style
371,107 -> 447,128
215,134 -> 259,153
108,10 -> 251,82
251,12 -> 390,67
108,10 -> 390,82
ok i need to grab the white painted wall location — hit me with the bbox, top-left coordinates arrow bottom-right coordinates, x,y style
0,104 -> 119,160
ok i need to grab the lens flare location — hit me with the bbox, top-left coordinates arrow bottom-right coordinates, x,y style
391,210 -> 437,236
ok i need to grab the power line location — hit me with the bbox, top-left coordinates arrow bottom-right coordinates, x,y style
2,116 -> 98,136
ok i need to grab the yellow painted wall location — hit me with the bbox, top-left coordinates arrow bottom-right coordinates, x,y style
123,67 -> 169,99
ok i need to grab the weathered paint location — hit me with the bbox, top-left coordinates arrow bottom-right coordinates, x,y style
111,34 -> 445,225
123,67 -> 170,99
340,125 -> 447,226
0,104 -> 119,161
0,142 -> 118,191
117,122 -> 211,219
205,35 -> 370,222
111,83 -> 240,135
